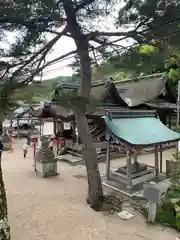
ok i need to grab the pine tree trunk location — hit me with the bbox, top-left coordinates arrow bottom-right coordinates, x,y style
63,0 -> 104,211
0,151 -> 11,239
74,108 -> 104,211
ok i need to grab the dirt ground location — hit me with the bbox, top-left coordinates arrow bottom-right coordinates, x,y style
2,142 -> 179,240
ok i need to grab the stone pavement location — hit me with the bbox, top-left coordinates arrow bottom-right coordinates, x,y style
1,146 -> 179,240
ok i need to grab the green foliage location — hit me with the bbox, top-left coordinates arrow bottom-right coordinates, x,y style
92,59 -> 134,81
166,188 -> 180,199
92,0 -> 180,81
117,0 -> 180,46
161,200 -> 175,212
168,68 -> 180,85
176,212 -> 180,231
156,200 -> 177,228
155,151 -> 180,230
169,152 -> 180,188
139,45 -> 158,55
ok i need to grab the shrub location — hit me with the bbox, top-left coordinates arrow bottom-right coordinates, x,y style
166,188 -> 180,199
176,212 -> 180,231
156,200 -> 176,228
161,200 -> 174,212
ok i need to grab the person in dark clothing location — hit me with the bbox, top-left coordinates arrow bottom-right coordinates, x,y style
0,141 -> 3,159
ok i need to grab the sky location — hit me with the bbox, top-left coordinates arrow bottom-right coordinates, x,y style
40,17 -> 133,79
40,36 -> 76,79
2,2 -> 134,80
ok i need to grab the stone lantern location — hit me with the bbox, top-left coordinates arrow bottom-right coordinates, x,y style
34,135 -> 58,178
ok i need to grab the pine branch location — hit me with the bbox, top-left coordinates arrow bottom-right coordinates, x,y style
13,49 -> 77,89
75,0 -> 96,12
9,26 -> 67,81
88,30 -> 137,39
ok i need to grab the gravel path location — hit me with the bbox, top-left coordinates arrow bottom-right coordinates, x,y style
1,146 -> 178,240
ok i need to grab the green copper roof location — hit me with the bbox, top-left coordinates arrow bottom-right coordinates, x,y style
103,112 -> 180,147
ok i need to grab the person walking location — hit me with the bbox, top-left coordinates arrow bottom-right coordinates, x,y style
23,136 -> 30,158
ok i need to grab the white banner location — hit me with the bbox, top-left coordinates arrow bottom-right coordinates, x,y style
63,122 -> 71,130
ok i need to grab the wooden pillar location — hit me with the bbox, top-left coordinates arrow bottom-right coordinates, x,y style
17,117 -> 19,136
39,120 -> 42,136
154,145 -> 159,178
28,113 -> 30,124
30,113 -> 33,132
72,121 -> 76,143
53,118 -> 57,136
40,120 -> 44,136
105,141 -> 110,180
159,144 -> 163,173
126,150 -> 132,189
59,121 -> 63,137
42,122 -> 44,136
133,149 -> 137,163
168,112 -> 172,129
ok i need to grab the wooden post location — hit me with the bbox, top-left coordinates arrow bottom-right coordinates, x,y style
159,144 -> 163,173
133,149 -> 137,163
10,133 -> 13,153
41,122 -> 44,135
33,142 -> 36,159
126,150 -> 132,189
154,145 -> 159,178
105,141 -> 110,180
39,120 -> 42,136
53,118 -> 57,136
72,121 -> 76,143
17,117 -> 19,137
30,117 -> 33,133
168,112 -> 171,129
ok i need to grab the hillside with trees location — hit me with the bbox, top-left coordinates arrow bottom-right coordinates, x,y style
13,75 -> 72,103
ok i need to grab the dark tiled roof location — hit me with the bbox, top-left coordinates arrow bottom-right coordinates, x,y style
53,73 -> 172,109
55,82 -> 117,102
145,100 -> 177,110
114,73 -> 166,107
90,82 -> 113,100
29,104 -> 74,120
